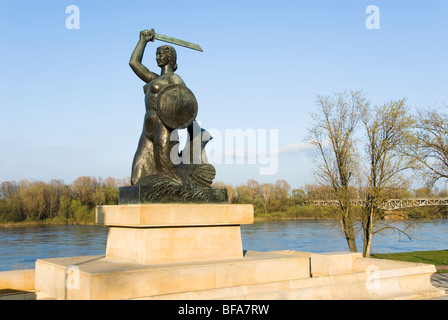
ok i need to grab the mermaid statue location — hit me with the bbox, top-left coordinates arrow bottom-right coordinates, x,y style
119,29 -> 226,204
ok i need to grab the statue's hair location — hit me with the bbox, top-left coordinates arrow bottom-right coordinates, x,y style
158,45 -> 177,71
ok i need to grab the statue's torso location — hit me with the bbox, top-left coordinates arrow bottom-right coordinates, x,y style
142,73 -> 184,140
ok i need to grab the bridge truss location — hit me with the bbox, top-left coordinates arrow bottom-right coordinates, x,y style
307,198 -> 448,210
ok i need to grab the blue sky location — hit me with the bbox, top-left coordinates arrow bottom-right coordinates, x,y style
0,0 -> 447,189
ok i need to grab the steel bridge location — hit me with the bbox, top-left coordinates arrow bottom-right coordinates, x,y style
307,198 -> 448,210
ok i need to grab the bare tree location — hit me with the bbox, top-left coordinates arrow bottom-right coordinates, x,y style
304,184 -> 335,200
261,183 -> 272,214
71,176 -> 98,206
307,91 -> 369,252
407,104 -> 448,187
19,180 -> 46,220
361,99 -> 416,257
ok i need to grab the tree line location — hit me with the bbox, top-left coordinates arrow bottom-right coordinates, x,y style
0,177 -> 128,224
1,175 -> 446,225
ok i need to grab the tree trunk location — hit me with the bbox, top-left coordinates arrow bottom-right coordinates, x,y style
362,210 -> 374,257
362,199 -> 375,257
341,203 -> 358,252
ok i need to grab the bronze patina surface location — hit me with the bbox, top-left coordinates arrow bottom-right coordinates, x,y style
125,29 -> 226,204
155,83 -> 198,130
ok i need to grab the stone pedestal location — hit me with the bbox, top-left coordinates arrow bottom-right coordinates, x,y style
96,204 -> 253,264
34,203 -> 313,300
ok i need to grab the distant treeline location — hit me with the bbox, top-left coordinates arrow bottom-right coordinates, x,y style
0,177 -> 446,225
212,179 -> 448,220
0,177 -> 129,224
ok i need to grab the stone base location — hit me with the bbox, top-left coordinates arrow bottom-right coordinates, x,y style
96,204 -> 253,264
119,185 -> 228,204
95,203 -> 253,227
33,251 -> 445,300
105,225 -> 244,264
34,251 -> 310,300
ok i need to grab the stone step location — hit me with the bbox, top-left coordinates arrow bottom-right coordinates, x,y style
0,289 -> 36,300
35,251 -> 310,300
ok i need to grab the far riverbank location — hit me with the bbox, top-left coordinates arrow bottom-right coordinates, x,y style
0,220 -> 95,229
1,209 -> 446,228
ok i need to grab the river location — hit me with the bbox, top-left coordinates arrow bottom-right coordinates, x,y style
0,219 -> 447,271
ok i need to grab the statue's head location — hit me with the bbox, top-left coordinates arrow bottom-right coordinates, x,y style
156,45 -> 177,71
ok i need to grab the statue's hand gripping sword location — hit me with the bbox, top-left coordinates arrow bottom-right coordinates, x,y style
143,28 -> 203,52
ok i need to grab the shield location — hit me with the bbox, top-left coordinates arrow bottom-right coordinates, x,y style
155,84 -> 198,129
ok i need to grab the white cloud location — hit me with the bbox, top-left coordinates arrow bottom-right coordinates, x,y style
278,142 -> 314,155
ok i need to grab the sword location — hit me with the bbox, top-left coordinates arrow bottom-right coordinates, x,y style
147,28 -> 203,52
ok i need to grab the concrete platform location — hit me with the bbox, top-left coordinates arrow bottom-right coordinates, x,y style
96,204 -> 254,264
32,250 -> 445,300
34,251 -> 310,300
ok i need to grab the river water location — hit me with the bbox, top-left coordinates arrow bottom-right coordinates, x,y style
0,219 -> 447,271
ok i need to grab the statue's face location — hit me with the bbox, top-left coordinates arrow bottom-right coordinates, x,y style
156,48 -> 170,67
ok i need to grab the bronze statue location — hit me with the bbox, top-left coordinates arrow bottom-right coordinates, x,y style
120,29 -> 226,203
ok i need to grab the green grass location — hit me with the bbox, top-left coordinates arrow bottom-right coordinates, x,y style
371,250 -> 448,273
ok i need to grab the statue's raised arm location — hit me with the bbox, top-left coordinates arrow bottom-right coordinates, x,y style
129,29 -> 159,83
